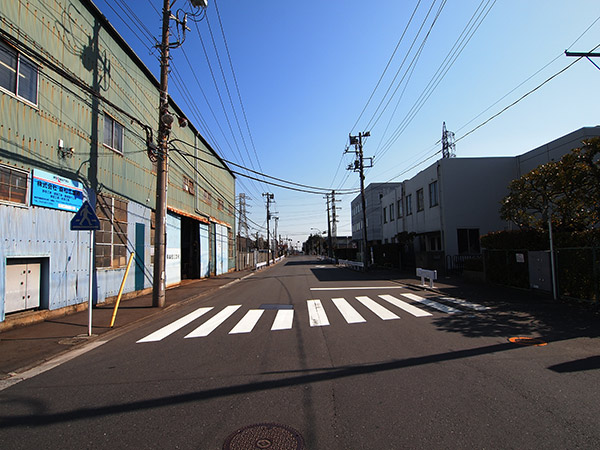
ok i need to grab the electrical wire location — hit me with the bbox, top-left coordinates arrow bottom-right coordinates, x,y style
374,0 -> 495,161
349,0 -> 423,134
172,147 -> 360,196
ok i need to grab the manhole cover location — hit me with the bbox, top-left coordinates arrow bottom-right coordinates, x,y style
508,336 -> 547,346
223,423 -> 304,450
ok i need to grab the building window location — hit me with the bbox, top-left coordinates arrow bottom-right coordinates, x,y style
457,228 -> 480,255
428,234 -> 442,252
183,175 -> 195,196
0,40 -> 39,105
397,199 -> 403,217
406,194 -> 412,215
416,188 -> 424,212
103,113 -> 124,154
429,181 -> 439,207
203,189 -> 212,206
383,206 -> 387,223
96,195 -> 128,268
390,203 -> 395,221
0,164 -> 28,205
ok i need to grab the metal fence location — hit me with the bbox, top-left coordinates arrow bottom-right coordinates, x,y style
236,250 -> 270,271
483,247 -> 599,302
556,247 -> 600,302
446,254 -> 483,274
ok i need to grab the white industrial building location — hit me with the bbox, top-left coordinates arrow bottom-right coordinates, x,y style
352,127 -> 600,271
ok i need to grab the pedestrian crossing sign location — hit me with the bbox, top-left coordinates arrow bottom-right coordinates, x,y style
70,200 -> 101,230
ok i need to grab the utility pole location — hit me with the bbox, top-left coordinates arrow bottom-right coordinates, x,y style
262,193 -> 274,264
152,0 -> 174,308
331,190 -> 340,258
325,193 -> 332,258
153,0 -> 208,308
274,216 -> 279,259
347,132 -> 373,268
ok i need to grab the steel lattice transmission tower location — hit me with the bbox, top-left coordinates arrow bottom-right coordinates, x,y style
442,122 -> 456,159
238,193 -> 249,240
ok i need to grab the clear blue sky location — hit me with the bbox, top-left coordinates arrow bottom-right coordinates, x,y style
93,0 -> 600,247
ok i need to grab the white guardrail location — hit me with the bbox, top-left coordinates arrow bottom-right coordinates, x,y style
338,259 -> 364,270
255,255 -> 285,270
416,267 -> 437,288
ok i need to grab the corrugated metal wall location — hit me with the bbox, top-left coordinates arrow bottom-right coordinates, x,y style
0,0 -> 236,321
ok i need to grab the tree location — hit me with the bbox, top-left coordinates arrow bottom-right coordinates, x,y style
500,138 -> 600,231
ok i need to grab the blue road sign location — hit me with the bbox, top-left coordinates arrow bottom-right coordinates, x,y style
71,201 -> 101,231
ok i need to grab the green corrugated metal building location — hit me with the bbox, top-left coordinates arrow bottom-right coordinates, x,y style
0,0 -> 236,324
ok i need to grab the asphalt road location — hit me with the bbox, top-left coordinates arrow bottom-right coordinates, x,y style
1,255 -> 599,449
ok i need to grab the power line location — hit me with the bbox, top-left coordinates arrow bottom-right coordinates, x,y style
173,147 -> 360,195
349,0 -> 424,134
374,0 -> 495,161
213,0 -> 268,188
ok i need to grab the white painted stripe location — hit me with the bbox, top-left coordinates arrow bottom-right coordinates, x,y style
0,340 -> 107,391
229,309 -> 264,334
310,286 -> 404,291
185,305 -> 242,338
331,298 -> 366,323
307,299 -> 330,327
378,294 -> 432,317
438,296 -> 490,311
271,309 -> 294,330
401,293 -> 462,314
137,307 -> 214,343
355,296 -> 400,320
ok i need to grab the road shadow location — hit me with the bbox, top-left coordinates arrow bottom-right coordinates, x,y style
0,340 -> 521,428
430,290 -> 600,343
548,356 -> 600,373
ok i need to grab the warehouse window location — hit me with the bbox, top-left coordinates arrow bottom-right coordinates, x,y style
0,164 -> 28,205
0,40 -> 39,105
103,113 -> 124,154
416,188 -> 424,212
183,175 -> 195,196
429,181 -> 439,207
96,195 -> 128,268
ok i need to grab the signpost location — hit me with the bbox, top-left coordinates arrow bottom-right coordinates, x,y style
71,201 -> 100,336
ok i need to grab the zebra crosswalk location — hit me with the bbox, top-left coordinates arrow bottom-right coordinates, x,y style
136,293 -> 489,343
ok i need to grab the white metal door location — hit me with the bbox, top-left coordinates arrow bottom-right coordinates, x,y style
5,263 -> 41,314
